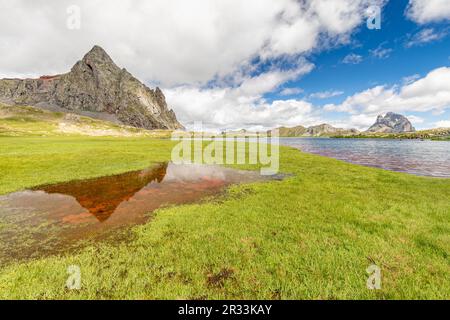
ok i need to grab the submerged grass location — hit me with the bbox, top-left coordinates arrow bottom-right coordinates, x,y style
0,136 -> 449,299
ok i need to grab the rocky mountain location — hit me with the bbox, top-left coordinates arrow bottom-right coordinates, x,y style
305,124 -> 359,136
367,112 -> 415,133
0,45 -> 183,130
277,125 -> 307,137
272,124 -> 359,137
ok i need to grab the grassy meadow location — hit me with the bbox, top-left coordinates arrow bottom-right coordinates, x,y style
0,133 -> 449,300
0,103 -> 173,138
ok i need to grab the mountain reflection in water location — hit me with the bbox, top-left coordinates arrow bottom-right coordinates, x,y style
37,163 -> 168,222
0,163 -> 269,264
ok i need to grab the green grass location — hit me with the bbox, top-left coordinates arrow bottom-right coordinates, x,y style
0,136 -> 449,299
0,137 -> 175,195
333,128 -> 450,140
431,136 -> 450,141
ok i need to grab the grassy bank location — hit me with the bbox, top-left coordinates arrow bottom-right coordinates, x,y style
332,128 -> 450,140
0,136 -> 449,299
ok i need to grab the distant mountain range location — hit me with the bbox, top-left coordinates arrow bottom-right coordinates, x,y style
269,112 -> 419,137
0,46 -> 183,130
272,124 -> 359,137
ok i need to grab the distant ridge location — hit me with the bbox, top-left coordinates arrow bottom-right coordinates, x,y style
270,124 -> 359,137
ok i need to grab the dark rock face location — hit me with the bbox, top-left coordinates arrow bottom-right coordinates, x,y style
367,112 -> 415,133
0,46 -> 183,130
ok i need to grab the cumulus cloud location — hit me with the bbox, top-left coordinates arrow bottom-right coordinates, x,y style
165,62 -> 320,131
406,0 -> 450,24
406,115 -> 425,124
0,0 -> 382,84
324,67 -> 450,123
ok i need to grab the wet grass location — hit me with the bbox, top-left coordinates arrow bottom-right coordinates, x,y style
0,136 -> 449,299
0,136 -> 174,195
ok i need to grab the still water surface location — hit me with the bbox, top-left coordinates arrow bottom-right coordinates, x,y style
279,138 -> 450,178
0,163 -> 270,264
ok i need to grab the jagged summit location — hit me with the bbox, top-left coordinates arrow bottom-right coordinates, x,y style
77,45 -> 117,71
84,45 -> 111,60
367,112 -> 415,133
0,45 -> 184,130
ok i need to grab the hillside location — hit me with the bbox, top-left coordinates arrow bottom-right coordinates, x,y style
0,103 -> 173,138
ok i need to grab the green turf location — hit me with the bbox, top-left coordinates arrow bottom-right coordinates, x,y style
0,136 -> 449,299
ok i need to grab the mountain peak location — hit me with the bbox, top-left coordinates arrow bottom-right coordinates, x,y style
0,46 -> 184,130
82,45 -> 115,67
367,112 -> 415,133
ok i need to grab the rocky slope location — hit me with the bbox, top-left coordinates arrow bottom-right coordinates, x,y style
277,125 -> 307,137
367,112 -> 415,133
272,124 -> 359,137
0,46 -> 183,130
0,103 -> 173,137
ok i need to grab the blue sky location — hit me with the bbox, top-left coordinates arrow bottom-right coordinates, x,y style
1,0 -> 450,131
267,0 -> 450,130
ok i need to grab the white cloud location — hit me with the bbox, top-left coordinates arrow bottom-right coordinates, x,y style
406,115 -> 425,124
435,120 -> 450,128
166,87 -> 322,131
324,66 -> 450,127
405,28 -> 448,47
310,90 -> 344,99
342,53 -> 363,64
279,88 -> 304,96
370,45 -> 393,59
165,63 -> 320,131
348,114 -> 378,129
406,0 -> 450,24
0,0 -> 382,87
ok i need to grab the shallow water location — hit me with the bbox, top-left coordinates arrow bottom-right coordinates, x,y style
0,163 -> 269,264
279,138 -> 450,178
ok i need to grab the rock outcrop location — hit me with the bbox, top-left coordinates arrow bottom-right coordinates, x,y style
0,45 -> 183,130
367,112 -> 415,133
